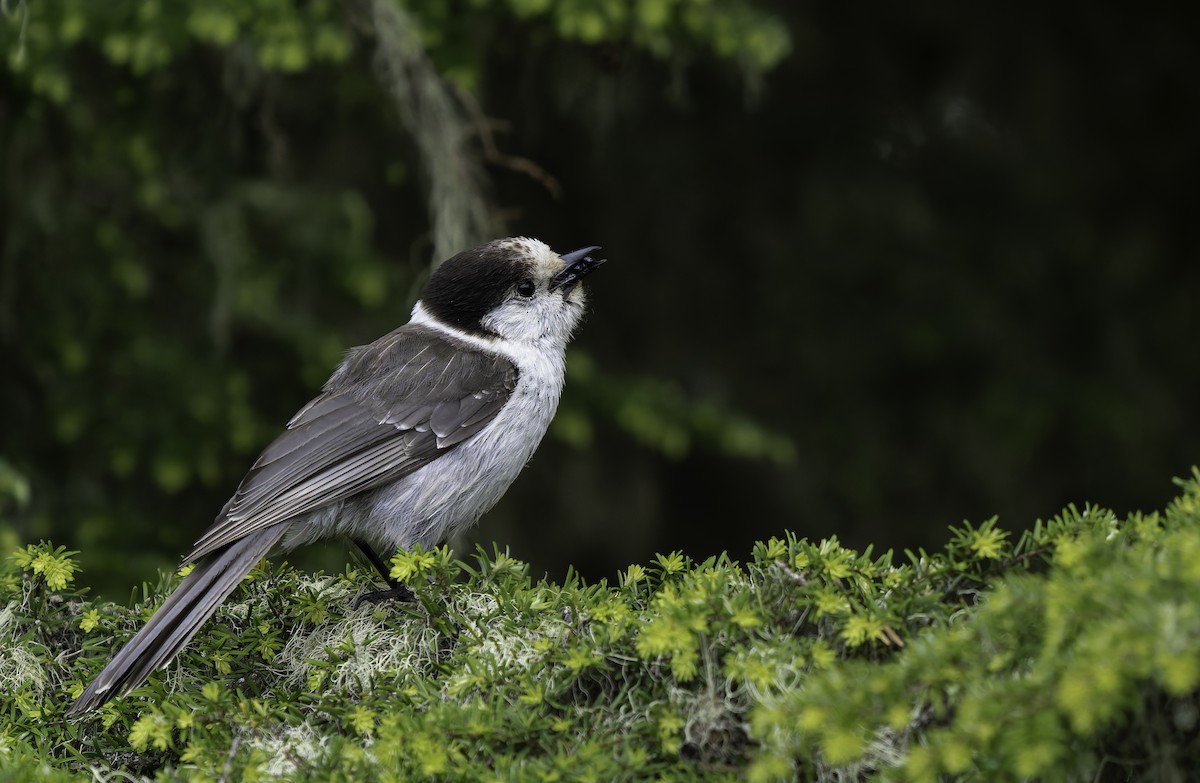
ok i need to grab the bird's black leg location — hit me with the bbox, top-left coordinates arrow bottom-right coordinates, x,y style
353,540 -> 415,607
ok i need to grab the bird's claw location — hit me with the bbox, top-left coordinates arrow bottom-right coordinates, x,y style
355,583 -> 416,608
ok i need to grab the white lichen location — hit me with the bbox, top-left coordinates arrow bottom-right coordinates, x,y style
0,602 -> 47,693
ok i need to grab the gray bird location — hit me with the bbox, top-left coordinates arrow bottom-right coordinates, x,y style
68,237 -> 606,715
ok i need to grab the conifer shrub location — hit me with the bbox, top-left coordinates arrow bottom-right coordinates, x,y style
2,470 -> 1198,780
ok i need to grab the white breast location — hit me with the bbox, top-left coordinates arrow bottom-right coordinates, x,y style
342,303 -> 568,550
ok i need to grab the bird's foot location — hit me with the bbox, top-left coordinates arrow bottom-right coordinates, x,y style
355,583 -> 416,608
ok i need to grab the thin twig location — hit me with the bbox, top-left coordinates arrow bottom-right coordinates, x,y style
218,734 -> 242,783
455,85 -> 564,200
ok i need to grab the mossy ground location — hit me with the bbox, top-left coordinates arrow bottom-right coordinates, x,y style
3,470 -> 1200,781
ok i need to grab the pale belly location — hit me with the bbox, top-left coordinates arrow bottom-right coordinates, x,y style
276,381 -> 560,555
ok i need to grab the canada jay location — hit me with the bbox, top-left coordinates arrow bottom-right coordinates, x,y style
68,237 -> 606,715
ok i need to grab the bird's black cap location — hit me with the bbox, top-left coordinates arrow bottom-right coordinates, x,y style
422,242 -> 531,336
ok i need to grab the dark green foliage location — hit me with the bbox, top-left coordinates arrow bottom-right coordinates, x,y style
2,0 -> 414,591
6,0 -> 1200,594
2,470 -> 1198,780
0,0 -> 796,593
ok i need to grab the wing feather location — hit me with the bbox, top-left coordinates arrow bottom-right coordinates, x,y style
182,325 -> 517,563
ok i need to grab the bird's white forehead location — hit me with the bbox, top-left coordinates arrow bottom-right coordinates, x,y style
498,237 -> 564,278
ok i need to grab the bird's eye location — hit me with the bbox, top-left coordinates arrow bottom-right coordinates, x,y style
516,280 -> 536,298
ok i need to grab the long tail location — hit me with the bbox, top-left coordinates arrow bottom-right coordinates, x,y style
67,527 -> 287,716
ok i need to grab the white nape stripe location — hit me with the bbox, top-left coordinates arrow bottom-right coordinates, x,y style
409,300 -> 533,368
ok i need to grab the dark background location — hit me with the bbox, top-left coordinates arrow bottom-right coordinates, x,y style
2,2 -> 1197,596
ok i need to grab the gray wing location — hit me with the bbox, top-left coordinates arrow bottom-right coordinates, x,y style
182,325 -> 517,563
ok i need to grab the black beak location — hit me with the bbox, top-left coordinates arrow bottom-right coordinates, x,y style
549,246 -> 606,294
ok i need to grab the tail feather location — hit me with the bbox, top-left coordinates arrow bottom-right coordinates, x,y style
67,527 -> 287,716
